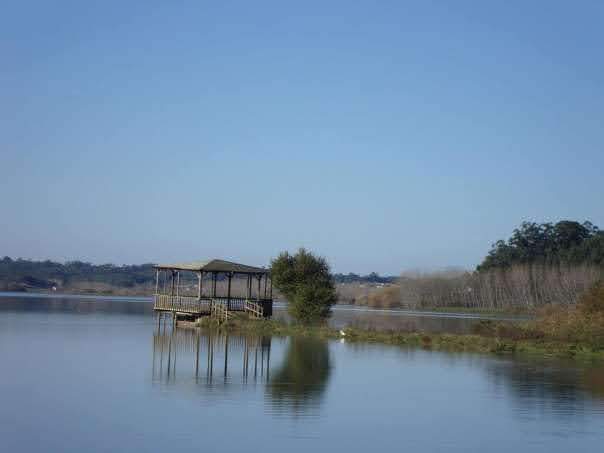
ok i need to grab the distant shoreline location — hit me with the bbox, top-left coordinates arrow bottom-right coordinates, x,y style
0,290 -> 530,322
0,290 -> 152,302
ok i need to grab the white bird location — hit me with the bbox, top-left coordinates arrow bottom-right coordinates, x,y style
340,330 -> 346,336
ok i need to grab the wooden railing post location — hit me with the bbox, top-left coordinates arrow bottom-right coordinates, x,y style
227,272 -> 232,311
212,272 -> 217,298
155,269 -> 159,295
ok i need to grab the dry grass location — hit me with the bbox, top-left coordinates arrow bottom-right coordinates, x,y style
473,281 -> 604,348
357,285 -> 401,308
336,282 -> 400,307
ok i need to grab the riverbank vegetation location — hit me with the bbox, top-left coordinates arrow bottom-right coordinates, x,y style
197,281 -> 604,360
351,220 -> 604,311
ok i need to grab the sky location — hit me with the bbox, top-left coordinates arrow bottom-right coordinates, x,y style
1,0 -> 603,275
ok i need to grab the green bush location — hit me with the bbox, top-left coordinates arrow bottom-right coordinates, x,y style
270,248 -> 336,323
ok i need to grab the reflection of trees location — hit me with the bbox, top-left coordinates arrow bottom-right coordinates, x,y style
0,296 -> 151,315
486,360 -> 604,416
151,328 -> 334,414
267,337 -> 331,414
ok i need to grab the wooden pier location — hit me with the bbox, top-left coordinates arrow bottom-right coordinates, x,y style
152,259 -> 273,325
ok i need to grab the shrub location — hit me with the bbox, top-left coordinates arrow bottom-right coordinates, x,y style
270,248 -> 336,323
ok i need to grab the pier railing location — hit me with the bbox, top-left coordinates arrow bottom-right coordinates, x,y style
153,294 -> 273,318
153,295 -> 211,314
212,299 -> 229,321
244,300 -> 264,318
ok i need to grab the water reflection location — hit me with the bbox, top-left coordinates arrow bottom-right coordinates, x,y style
266,337 -> 331,415
151,326 -> 332,415
0,294 -> 151,315
152,327 -> 272,384
0,292 -> 527,333
2,300 -> 604,451
486,358 -> 604,418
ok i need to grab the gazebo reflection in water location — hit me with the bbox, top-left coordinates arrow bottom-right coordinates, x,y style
151,324 -> 332,416
152,325 -> 272,384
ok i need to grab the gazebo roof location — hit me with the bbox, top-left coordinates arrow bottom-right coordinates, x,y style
154,259 -> 268,274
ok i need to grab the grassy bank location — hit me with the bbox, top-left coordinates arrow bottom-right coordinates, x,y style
196,283 -> 604,361
196,317 -> 603,362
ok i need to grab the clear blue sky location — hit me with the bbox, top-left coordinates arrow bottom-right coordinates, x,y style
2,1 -> 603,274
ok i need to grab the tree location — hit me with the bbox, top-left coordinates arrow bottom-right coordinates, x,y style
477,220 -> 602,271
553,220 -> 590,249
270,248 -> 337,322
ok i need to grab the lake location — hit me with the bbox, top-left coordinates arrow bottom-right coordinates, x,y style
1,293 -> 603,452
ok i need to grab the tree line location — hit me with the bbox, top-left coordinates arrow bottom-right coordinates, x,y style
478,220 -> 604,270
397,220 -> 604,311
332,272 -> 396,284
0,255 -> 392,293
0,257 -> 155,291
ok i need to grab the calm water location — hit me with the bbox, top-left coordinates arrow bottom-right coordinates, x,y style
0,291 -> 530,333
1,294 -> 603,452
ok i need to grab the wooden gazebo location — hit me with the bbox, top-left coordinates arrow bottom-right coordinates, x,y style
153,259 -> 273,322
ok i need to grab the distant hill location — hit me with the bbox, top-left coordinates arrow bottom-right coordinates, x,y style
0,256 -> 394,294
0,257 -> 155,293
332,272 -> 397,284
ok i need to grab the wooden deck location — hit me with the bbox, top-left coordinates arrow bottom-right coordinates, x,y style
153,294 -> 273,320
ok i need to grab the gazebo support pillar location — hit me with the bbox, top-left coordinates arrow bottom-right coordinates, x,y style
227,272 -> 232,310
197,272 -> 202,300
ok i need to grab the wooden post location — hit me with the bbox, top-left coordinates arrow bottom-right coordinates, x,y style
264,273 -> 267,299
212,272 -> 217,298
254,342 -> 258,379
198,272 -> 202,300
224,334 -> 229,380
195,332 -> 200,378
269,275 -> 273,299
266,343 -> 270,380
167,330 -> 173,377
176,271 -> 180,297
227,272 -> 232,310
154,269 -> 159,295
257,275 -> 261,302
207,334 -> 213,381
247,274 -> 251,300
